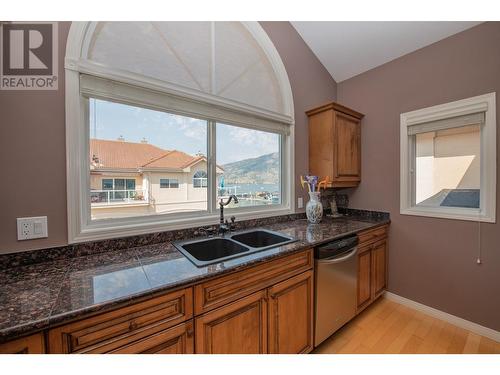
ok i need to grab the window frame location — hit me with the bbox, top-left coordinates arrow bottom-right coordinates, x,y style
65,22 -> 295,243
160,178 -> 179,189
400,93 -> 496,223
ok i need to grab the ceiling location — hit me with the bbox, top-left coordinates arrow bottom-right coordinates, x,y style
291,22 -> 482,82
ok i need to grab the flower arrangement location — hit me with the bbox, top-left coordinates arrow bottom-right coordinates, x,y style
300,175 -> 329,192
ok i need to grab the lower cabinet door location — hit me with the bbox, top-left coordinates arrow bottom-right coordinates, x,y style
268,270 -> 313,354
357,247 -> 372,310
371,239 -> 387,298
195,290 -> 268,354
0,333 -> 45,354
109,321 -> 194,354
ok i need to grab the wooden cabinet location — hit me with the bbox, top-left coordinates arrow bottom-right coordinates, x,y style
371,240 -> 387,298
195,250 -> 314,354
196,268 -> 314,354
307,101 -> 364,188
194,249 -> 313,315
48,287 -> 193,354
357,247 -> 372,309
268,270 -> 313,354
0,333 -> 45,354
356,225 -> 389,312
195,290 -> 268,354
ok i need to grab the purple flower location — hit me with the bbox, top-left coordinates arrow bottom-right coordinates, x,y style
305,175 -> 318,192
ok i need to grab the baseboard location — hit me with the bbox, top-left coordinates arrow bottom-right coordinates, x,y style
384,292 -> 500,343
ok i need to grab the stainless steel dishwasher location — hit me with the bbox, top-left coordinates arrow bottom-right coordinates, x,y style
314,234 -> 358,347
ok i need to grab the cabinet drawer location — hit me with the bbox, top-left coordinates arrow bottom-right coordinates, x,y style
48,287 -> 193,353
194,249 -> 313,315
107,321 -> 194,354
357,225 -> 388,246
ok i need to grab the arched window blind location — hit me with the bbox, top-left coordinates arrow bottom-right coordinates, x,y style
78,22 -> 292,125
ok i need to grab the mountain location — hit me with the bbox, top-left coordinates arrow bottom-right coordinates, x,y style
221,152 -> 279,184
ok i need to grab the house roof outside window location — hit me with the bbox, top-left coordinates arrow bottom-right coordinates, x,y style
90,139 -> 220,172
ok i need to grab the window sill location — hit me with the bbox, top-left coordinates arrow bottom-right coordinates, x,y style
400,206 -> 495,223
72,206 -> 295,243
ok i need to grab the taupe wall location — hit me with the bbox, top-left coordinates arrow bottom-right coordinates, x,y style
337,22 -> 500,331
260,22 -> 337,209
0,22 -> 71,254
0,21 -> 336,253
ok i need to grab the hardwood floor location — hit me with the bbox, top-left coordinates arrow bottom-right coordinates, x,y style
313,297 -> 500,354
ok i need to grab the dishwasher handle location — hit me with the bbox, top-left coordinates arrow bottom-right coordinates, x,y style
316,247 -> 358,264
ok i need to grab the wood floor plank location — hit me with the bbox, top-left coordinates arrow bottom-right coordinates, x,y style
399,334 -> 423,354
312,296 -> 500,354
446,327 -> 468,354
478,337 -> 500,354
384,312 -> 422,353
462,332 -> 482,354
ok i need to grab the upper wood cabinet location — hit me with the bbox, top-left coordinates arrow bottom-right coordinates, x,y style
307,102 -> 364,187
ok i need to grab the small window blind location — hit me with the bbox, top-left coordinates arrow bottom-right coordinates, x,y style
407,112 -> 485,136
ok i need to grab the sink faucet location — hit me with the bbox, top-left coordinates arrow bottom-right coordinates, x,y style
218,195 -> 238,236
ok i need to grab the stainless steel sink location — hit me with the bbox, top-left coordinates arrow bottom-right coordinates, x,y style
174,229 -> 296,267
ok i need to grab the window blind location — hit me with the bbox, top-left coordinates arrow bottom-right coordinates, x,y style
80,74 -> 291,135
407,112 -> 485,136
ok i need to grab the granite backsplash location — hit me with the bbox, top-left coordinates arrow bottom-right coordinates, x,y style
0,206 -> 387,270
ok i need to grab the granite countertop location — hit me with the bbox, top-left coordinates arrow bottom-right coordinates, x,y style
0,214 -> 389,343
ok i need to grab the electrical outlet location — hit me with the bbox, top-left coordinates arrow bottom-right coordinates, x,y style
17,216 -> 48,240
298,197 -> 304,209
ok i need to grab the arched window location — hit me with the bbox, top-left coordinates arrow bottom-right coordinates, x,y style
193,171 -> 208,188
65,22 -> 294,243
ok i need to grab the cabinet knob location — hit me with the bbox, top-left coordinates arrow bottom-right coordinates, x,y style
129,321 -> 138,331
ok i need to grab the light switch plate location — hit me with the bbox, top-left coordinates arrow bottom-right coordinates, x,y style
17,216 -> 48,240
298,197 -> 304,209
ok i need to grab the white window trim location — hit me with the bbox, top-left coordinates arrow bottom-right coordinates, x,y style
65,22 -> 295,243
400,92 -> 496,223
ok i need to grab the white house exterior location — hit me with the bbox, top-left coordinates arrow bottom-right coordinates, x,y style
90,139 -> 222,219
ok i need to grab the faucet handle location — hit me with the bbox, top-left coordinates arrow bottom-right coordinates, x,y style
199,226 -> 216,237
229,216 -> 236,231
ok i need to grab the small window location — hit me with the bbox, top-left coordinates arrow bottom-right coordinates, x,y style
126,179 -> 136,190
193,171 -> 208,188
400,93 -> 496,222
102,179 -> 113,190
114,178 -> 125,191
160,178 -> 179,189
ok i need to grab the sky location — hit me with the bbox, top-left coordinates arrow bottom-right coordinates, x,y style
89,99 -> 280,165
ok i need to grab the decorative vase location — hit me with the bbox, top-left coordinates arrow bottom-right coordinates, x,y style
306,223 -> 323,242
306,191 -> 323,224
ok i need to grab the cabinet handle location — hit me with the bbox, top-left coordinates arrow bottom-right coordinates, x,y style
187,324 -> 194,338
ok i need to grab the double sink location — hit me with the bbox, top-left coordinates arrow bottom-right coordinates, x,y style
174,229 -> 297,267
